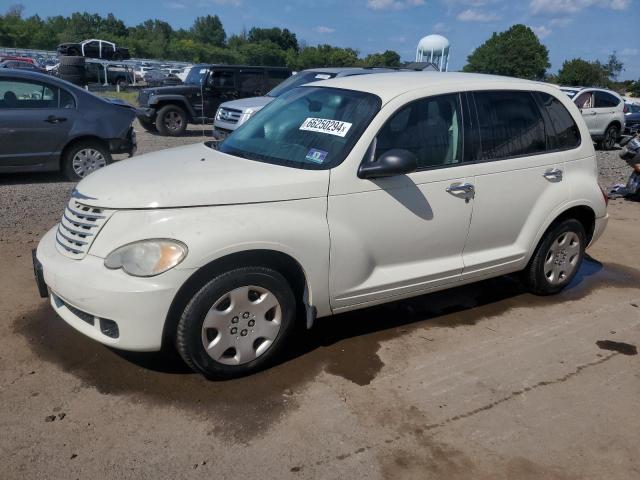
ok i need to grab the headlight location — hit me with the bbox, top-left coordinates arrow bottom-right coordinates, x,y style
104,239 -> 187,277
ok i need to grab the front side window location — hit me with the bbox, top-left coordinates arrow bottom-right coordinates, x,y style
474,91 -> 546,160
0,80 -> 57,109
375,94 -> 463,169
537,92 -> 581,150
575,91 -> 594,109
594,91 -> 619,108
219,86 -> 381,169
209,70 -> 236,89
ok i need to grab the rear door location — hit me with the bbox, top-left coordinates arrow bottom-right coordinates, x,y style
0,78 -> 73,168
594,90 -> 621,132
238,69 -> 266,98
460,90 -> 570,280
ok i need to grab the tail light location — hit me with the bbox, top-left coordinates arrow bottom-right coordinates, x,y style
624,105 -> 629,114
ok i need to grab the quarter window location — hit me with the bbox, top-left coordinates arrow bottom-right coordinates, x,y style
537,92 -> 581,150
375,94 -> 463,169
238,71 -> 264,95
594,91 -> 620,108
473,91 -> 546,160
209,70 -> 235,88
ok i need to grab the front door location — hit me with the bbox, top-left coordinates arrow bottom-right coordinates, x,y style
203,69 -> 237,119
328,93 -> 474,310
0,78 -> 72,168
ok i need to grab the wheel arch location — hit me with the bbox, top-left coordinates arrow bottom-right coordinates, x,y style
162,249 -> 310,348
153,98 -> 195,120
59,135 -> 110,169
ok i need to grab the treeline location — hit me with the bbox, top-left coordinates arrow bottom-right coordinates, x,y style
0,5 -> 401,69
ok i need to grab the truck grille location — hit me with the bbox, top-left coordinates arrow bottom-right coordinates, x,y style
137,90 -> 149,106
55,199 -> 114,259
216,107 -> 243,124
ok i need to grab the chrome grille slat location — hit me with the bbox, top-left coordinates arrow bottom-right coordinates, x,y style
217,107 -> 243,124
56,199 -> 115,259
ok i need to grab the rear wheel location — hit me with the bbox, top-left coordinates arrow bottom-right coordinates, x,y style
176,267 -> 297,379
601,124 -> 619,150
523,219 -> 586,295
155,104 -> 187,136
62,140 -> 112,181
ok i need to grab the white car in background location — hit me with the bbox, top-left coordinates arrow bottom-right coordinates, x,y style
35,72 -> 608,379
559,87 -> 625,150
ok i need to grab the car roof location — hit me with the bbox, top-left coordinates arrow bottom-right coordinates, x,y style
300,67 -> 396,76
312,71 -> 542,104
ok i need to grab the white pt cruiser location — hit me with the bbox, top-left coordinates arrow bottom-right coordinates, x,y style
35,72 -> 608,378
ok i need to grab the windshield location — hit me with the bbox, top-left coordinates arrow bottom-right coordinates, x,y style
267,71 -> 337,98
218,86 -> 381,170
185,66 -> 208,86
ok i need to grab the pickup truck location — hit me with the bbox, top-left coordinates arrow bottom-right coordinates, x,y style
57,39 -> 131,61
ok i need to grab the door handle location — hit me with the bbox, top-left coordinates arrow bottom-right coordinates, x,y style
446,182 -> 475,197
543,168 -> 563,181
45,115 -> 67,124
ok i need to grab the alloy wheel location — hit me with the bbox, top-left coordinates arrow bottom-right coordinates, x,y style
164,111 -> 183,132
201,285 -> 282,365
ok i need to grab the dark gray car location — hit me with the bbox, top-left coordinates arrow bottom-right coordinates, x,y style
0,69 -> 136,180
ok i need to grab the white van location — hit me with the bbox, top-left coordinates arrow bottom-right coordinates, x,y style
35,72 -> 608,378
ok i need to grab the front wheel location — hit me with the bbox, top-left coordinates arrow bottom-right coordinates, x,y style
523,219 -> 586,295
155,104 -> 187,136
176,267 -> 297,379
601,124 -> 619,151
62,141 -> 112,181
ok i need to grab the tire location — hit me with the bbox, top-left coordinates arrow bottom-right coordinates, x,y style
60,73 -> 87,86
522,218 -> 586,296
62,140 -> 112,181
112,53 -> 123,61
176,267 -> 297,379
58,65 -> 84,75
601,124 -> 619,151
155,104 -> 188,136
59,55 -> 85,66
138,117 -> 157,133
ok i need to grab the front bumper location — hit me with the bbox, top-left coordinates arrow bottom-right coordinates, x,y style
35,227 -> 194,352
136,107 -> 156,122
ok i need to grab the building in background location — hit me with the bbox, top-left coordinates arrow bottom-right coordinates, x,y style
416,34 -> 450,72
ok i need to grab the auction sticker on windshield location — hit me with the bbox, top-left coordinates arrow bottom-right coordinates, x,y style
305,148 -> 328,164
300,118 -> 352,137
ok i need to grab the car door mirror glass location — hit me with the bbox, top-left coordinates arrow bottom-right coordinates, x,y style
358,148 -> 418,179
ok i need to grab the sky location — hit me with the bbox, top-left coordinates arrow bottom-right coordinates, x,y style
5,0 -> 639,79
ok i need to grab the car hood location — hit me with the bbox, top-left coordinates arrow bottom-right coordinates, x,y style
74,143 -> 330,209
220,96 -> 274,111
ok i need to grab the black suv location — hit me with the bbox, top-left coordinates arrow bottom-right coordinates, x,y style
136,64 -> 291,136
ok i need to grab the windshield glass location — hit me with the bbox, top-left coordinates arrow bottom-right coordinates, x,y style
218,86 -> 380,170
185,66 -> 208,86
267,71 -> 337,98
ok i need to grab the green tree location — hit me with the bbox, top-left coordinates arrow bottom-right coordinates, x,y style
361,50 -> 401,67
557,58 -> 609,87
247,27 -> 298,52
191,15 -> 225,47
605,51 -> 624,81
463,24 -> 550,80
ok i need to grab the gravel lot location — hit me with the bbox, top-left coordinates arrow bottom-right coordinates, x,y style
1,124 -> 639,479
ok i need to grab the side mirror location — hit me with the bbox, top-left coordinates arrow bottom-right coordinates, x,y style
358,149 -> 418,179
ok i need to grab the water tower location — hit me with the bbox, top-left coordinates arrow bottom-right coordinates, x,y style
416,34 -> 450,72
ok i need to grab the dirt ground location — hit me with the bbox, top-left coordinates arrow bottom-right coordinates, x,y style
1,123 -> 639,479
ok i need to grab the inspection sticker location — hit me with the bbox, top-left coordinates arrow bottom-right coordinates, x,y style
305,148 -> 328,164
299,118 -> 352,137
314,74 -> 332,80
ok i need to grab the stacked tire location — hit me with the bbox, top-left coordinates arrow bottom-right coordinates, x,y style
58,56 -> 86,87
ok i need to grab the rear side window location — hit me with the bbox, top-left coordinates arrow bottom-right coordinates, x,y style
60,89 -> 75,109
375,93 -> 463,169
594,91 -> 620,108
209,70 -> 236,88
237,70 -> 264,95
537,92 -> 581,150
266,69 -> 290,89
473,91 -> 546,160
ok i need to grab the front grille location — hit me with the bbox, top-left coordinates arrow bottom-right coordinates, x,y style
55,199 -> 114,259
217,107 -> 243,124
137,90 -> 149,106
